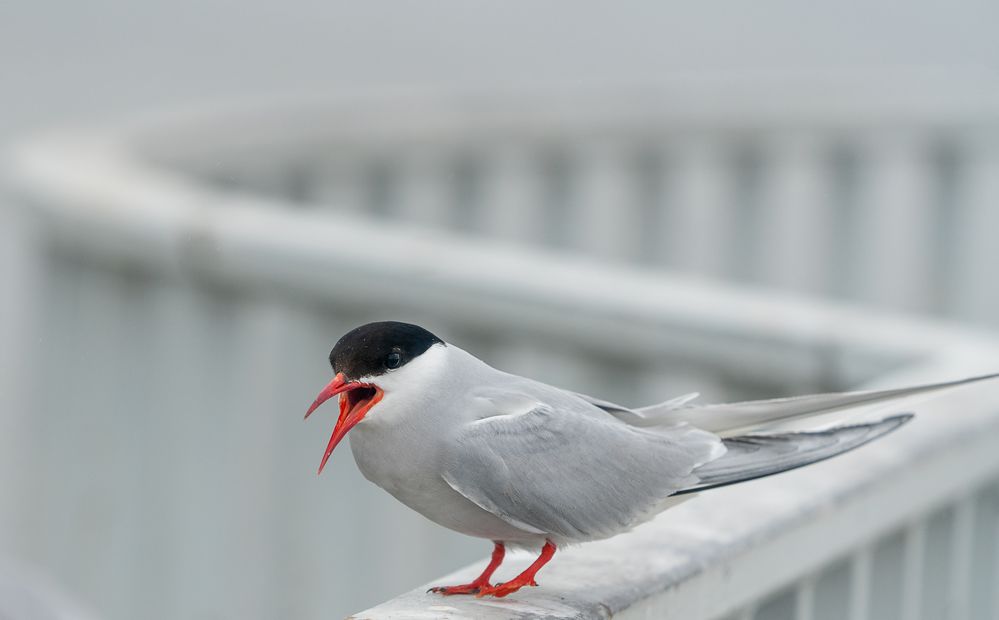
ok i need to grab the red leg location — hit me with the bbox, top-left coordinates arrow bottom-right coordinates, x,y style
476,540 -> 556,598
429,541 -> 505,595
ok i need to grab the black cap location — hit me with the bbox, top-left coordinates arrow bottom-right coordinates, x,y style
329,321 -> 444,380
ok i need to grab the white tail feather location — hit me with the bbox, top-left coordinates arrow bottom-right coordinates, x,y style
631,372 -> 998,434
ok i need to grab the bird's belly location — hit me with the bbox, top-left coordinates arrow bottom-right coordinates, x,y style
349,424 -> 537,542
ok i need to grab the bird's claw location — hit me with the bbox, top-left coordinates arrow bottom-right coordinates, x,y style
428,583 -> 484,596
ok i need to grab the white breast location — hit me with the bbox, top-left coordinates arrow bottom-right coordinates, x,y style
346,344 -> 542,543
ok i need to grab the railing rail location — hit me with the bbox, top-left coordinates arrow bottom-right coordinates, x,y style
122,89 -> 999,326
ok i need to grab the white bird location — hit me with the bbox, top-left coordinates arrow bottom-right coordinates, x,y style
304,321 -> 993,598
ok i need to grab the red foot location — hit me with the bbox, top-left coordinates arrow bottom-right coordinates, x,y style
475,579 -> 535,598
475,540 -> 556,599
428,583 -> 484,596
428,541 -> 505,597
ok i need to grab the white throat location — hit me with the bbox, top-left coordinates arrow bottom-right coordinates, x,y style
353,342 -> 452,428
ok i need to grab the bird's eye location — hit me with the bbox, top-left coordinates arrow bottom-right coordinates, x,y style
386,352 -> 402,369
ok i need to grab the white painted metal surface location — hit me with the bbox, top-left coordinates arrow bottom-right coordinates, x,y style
4,91 -> 999,619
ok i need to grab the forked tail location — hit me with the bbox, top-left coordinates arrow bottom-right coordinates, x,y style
674,414 -> 913,495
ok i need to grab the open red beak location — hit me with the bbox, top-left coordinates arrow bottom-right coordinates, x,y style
305,372 -> 383,474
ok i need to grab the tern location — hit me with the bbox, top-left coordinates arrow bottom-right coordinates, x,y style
305,321 -> 993,598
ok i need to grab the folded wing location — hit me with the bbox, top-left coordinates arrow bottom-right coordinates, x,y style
441,402 -> 722,541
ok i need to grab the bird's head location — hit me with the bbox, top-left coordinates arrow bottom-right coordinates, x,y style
305,321 -> 444,474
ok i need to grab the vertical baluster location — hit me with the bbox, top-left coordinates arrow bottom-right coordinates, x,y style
102,267 -> 147,620
155,284 -> 217,619
474,144 -> 544,245
164,287 -> 294,619
21,256 -> 85,588
870,530 -> 907,620
813,559 -> 851,620
360,158 -> 400,219
852,133 -> 934,312
756,586 -> 798,620
310,153 -> 371,215
947,137 -> 999,326
450,152 -> 485,233
728,141 -> 766,284
968,486 -> 999,620
663,134 -> 733,279
632,145 -> 671,267
951,496 -> 975,620
393,149 -> 455,229
926,142 -> 962,318
827,144 -> 864,301
137,281 -> 203,620
566,142 -> 642,263
170,288 -> 242,619
849,549 -> 872,620
796,575 -> 816,620
756,132 -> 834,295
266,303 -> 326,619
98,267 -> 141,620
282,159 -> 316,204
922,507 -> 957,619
901,521 -> 927,620
0,210 -> 44,554
115,274 -> 193,620
41,264 -> 150,620
220,298 -> 289,619
538,149 -> 575,250
992,484 -> 999,620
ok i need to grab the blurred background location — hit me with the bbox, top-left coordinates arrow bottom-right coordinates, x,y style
2,2 -> 999,619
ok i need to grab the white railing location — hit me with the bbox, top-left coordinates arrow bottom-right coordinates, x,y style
127,89 -> 999,325
3,91 -> 999,619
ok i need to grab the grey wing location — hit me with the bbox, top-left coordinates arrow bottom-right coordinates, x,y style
441,403 -> 723,542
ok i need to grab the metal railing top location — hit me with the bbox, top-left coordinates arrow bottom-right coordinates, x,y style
9,132 -> 998,377
99,86 -> 999,179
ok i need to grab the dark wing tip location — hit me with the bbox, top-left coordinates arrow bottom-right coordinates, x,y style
673,412 -> 915,496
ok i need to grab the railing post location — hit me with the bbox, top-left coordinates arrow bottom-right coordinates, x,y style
310,154 -> 371,215
848,549 -> 872,620
393,150 -> 455,228
901,521 -> 927,620
947,136 -> 999,325
567,142 -> 643,263
852,133 -> 934,313
992,491 -> 999,620
475,144 -> 544,245
755,132 -> 832,295
795,575 -> 816,620
662,134 -> 732,278
950,496 -> 975,620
